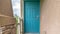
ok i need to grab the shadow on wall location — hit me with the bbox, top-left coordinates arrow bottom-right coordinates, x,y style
40,0 -> 44,8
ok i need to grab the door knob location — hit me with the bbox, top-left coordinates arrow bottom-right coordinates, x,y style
36,16 -> 39,19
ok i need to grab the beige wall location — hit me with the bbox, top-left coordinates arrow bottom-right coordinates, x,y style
41,0 -> 60,34
0,0 -> 16,34
0,15 -> 16,26
0,0 -> 13,17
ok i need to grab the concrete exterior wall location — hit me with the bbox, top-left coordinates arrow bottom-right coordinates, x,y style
0,15 -> 16,26
0,0 -> 16,34
41,0 -> 60,34
0,0 -> 13,17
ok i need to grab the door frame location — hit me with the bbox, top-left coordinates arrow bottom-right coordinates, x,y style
21,0 -> 40,34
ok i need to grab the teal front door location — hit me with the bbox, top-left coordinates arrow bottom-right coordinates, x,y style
24,1 -> 40,34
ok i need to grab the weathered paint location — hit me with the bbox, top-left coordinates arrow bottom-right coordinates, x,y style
24,1 -> 40,33
41,0 -> 60,34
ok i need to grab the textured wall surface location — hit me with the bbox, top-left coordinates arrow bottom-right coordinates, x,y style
0,0 -> 16,34
41,0 -> 60,34
0,15 -> 16,26
0,0 -> 13,17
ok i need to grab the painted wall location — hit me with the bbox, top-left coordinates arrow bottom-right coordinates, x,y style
41,0 -> 60,34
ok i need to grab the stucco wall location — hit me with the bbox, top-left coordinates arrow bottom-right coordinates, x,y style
0,15 -> 16,26
0,0 -> 13,17
0,0 -> 16,34
41,0 -> 60,34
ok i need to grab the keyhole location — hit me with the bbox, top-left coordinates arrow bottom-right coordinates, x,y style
36,16 -> 39,19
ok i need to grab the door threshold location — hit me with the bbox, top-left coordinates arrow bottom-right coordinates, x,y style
24,33 -> 39,34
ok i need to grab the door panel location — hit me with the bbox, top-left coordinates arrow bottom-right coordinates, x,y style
24,2 -> 40,33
